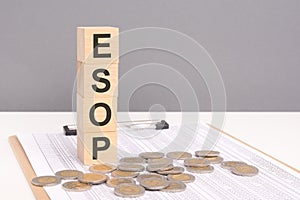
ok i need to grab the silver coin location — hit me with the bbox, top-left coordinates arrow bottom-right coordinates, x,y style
161,181 -> 186,193
157,166 -> 185,175
119,157 -> 145,164
114,183 -> 145,198
203,156 -> 224,164
147,164 -> 174,172
31,176 -> 61,187
195,150 -> 220,157
231,164 -> 259,177
139,152 -> 164,159
111,170 -> 139,178
147,158 -> 173,165
184,158 -> 210,167
221,161 -> 247,170
78,173 -> 108,185
186,165 -> 214,174
62,181 -> 91,192
166,151 -> 192,160
118,164 -> 145,172
55,170 -> 83,180
137,173 -> 165,183
106,178 -> 136,188
167,173 -> 195,183
140,178 -> 169,190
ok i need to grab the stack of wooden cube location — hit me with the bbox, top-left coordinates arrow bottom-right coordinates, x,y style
77,27 -> 119,165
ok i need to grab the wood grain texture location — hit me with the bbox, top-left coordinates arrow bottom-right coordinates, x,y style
77,27 -> 119,64
77,61 -> 118,98
77,94 -> 117,133
77,131 -> 118,165
8,136 -> 50,200
77,26 -> 119,165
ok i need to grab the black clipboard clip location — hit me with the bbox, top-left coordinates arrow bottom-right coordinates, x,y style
63,120 -> 169,136
63,125 -> 77,136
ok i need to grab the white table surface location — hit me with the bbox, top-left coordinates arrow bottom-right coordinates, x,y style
1,112 -> 299,199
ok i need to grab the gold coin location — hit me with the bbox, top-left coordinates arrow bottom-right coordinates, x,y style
89,164 -> 116,173
186,165 -> 214,174
157,166 -> 185,175
140,178 -> 169,190
55,170 -> 83,180
114,183 -> 145,198
231,164 -> 259,177
221,161 -> 247,170
31,176 -> 61,187
195,150 -> 220,157
137,173 -> 164,183
166,151 -> 192,160
106,178 -> 135,188
78,173 -> 107,185
111,170 -> 139,178
62,181 -> 91,192
203,156 -> 224,164
167,173 -> 195,183
184,158 -> 210,167
161,181 -> 186,193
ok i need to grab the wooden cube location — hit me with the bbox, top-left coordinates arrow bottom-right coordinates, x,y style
77,27 -> 119,64
77,62 -> 118,98
77,94 -> 117,133
77,130 -> 117,165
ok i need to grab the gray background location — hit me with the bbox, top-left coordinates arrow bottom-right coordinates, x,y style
0,0 -> 299,111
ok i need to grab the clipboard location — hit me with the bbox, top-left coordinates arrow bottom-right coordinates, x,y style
9,136 -> 50,200
8,125 -> 300,200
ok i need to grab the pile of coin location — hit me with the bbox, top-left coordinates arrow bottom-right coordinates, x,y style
31,150 -> 259,197
221,161 -> 259,177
